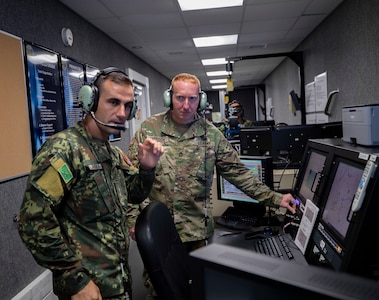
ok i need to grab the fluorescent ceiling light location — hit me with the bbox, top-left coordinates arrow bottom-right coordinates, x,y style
212,85 -> 227,90
207,70 -> 229,77
178,0 -> 243,11
194,34 -> 238,48
202,58 -> 227,66
209,79 -> 227,84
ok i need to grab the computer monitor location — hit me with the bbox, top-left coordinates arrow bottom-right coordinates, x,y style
292,139 -> 334,213
216,155 -> 273,206
271,124 -> 322,167
309,153 -> 365,271
318,121 -> 343,139
190,243 -> 379,300
321,159 -> 363,241
253,120 -> 275,127
306,141 -> 379,279
239,126 -> 272,156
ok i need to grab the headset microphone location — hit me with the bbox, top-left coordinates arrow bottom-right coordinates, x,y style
90,111 -> 126,131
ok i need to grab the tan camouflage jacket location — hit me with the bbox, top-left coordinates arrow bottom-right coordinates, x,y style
127,110 -> 282,243
18,122 -> 154,298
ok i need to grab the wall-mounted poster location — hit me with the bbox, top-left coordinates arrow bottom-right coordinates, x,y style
85,64 -> 99,84
61,56 -> 85,128
25,42 -> 64,155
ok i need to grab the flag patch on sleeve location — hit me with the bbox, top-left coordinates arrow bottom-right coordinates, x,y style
50,155 -> 73,184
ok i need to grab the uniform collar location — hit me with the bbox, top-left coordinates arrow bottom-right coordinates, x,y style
161,110 -> 206,138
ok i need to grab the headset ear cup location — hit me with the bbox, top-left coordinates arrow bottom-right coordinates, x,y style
91,86 -> 99,112
78,85 -> 98,113
163,88 -> 207,109
199,91 -> 207,109
127,99 -> 137,120
163,89 -> 171,107
80,67 -> 127,114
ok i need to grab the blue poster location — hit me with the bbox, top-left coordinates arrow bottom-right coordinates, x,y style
25,43 -> 64,155
61,57 -> 85,127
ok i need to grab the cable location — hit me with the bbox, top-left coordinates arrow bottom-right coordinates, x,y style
275,159 -> 292,191
200,108 -> 209,238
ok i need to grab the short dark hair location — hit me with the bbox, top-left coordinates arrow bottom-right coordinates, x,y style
95,69 -> 133,92
229,100 -> 242,107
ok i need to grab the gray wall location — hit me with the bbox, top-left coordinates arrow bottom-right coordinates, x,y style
264,58 -> 302,125
1,0 -> 378,298
301,0 -> 379,120
265,0 -> 379,125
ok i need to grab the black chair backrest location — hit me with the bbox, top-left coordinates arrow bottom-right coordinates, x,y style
135,201 -> 191,300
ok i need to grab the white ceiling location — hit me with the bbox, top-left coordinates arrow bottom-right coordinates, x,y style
59,0 -> 344,90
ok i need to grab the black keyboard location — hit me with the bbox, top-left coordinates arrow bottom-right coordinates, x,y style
216,206 -> 258,230
255,234 -> 294,260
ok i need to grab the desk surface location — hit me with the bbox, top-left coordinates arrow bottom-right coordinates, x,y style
190,243 -> 379,300
209,226 -> 308,266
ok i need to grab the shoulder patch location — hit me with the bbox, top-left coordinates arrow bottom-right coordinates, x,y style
120,150 -> 138,172
50,155 -> 73,184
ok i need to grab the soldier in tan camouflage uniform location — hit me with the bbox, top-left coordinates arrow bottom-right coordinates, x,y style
18,68 -> 164,300
218,99 -> 254,137
126,73 -> 296,299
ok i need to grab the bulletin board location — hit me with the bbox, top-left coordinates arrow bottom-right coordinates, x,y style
0,31 -> 32,181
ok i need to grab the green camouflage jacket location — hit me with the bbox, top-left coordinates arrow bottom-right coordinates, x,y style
127,110 -> 282,242
18,122 -> 154,298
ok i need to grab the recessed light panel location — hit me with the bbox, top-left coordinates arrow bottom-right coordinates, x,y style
212,85 -> 227,89
194,35 -> 238,48
209,79 -> 227,84
178,0 -> 243,11
206,70 -> 229,76
202,58 -> 227,66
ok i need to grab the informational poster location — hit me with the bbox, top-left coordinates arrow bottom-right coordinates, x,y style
306,72 -> 329,124
61,57 -> 85,127
314,71 -> 328,112
305,113 -> 316,124
25,43 -> 65,155
305,81 -> 316,113
85,64 -> 99,84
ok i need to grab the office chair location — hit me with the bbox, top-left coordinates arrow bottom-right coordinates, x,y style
135,201 -> 192,300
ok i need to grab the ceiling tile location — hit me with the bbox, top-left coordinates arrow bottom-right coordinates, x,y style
59,0 -> 345,89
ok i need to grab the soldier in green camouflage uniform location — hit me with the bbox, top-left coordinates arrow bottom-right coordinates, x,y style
126,73 -> 296,299
18,68 -> 164,300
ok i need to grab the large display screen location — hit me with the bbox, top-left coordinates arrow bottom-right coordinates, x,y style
320,159 -> 363,240
296,149 -> 328,212
217,156 -> 272,204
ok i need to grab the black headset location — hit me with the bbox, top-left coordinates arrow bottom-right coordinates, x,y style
78,67 -> 137,120
163,87 -> 207,109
